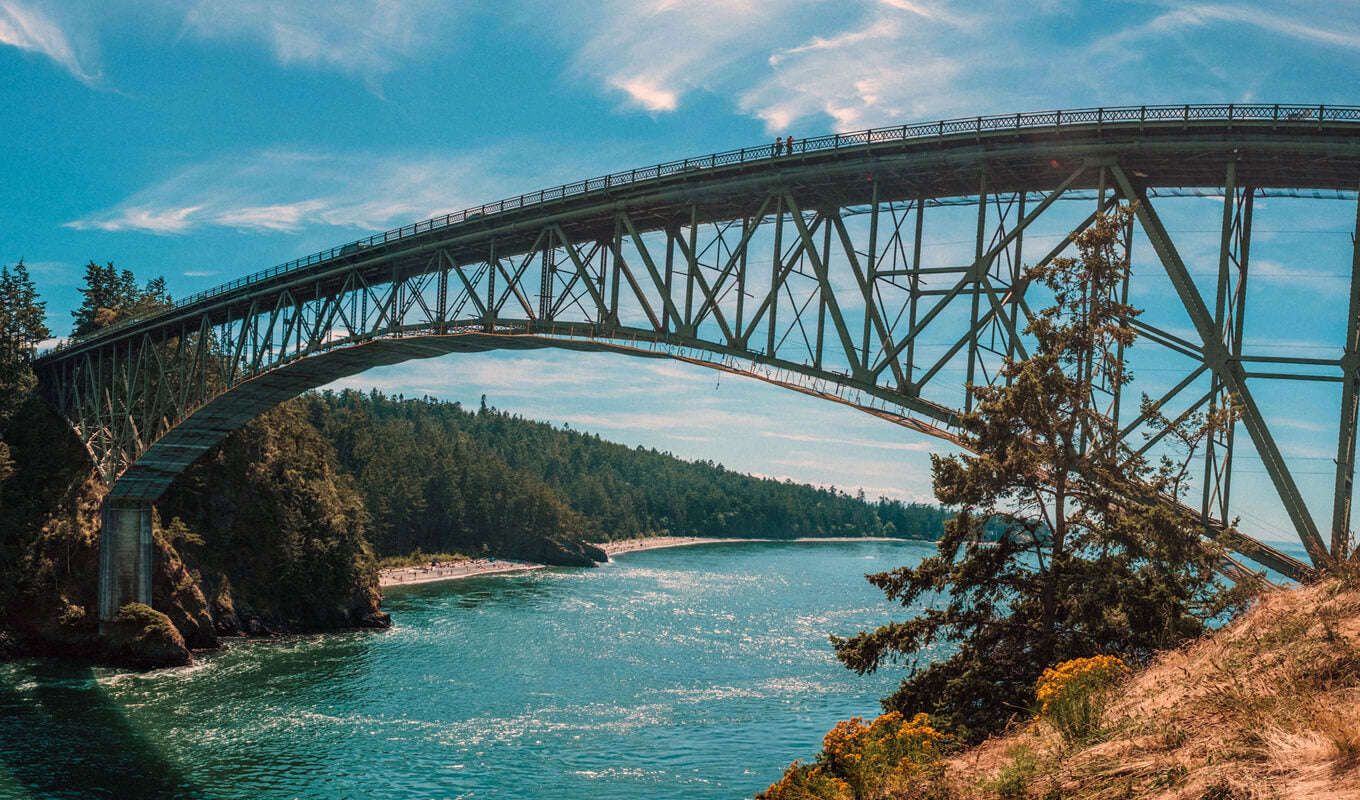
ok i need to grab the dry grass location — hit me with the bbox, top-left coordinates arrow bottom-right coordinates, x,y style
929,578 -> 1360,799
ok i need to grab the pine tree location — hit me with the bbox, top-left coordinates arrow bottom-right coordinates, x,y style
0,261 -> 49,361
832,207 -> 1256,741
0,260 -> 50,510
72,261 -> 170,337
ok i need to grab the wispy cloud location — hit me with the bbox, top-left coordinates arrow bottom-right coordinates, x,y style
548,0 -> 1046,131
0,0 -> 98,84
558,0 -> 774,113
1095,2 -> 1360,54
176,0 -> 456,92
65,147 -> 547,235
552,0 -> 1359,133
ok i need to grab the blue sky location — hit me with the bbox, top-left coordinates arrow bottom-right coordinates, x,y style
3,1 -> 1360,546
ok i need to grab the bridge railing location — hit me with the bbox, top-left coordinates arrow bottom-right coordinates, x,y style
44,103 -> 1360,358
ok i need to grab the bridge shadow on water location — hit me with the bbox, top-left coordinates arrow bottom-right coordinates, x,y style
0,660 -> 199,799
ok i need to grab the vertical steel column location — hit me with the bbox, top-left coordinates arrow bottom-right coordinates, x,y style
539,239 -> 555,322
595,237 -> 609,326
684,208 -> 697,328
815,211 -> 830,370
862,183 -> 880,366
1204,164 -> 1237,521
1332,189 -> 1360,559
664,227 -> 676,335
768,198 -> 784,355
609,220 -> 623,326
966,175 -> 987,411
97,496 -> 154,629
1008,192 -> 1025,381
907,199 -> 924,391
1220,187 -> 1249,523
735,216 -> 749,340
485,242 -> 497,333
1110,210 -> 1132,428
1217,183 -> 1250,523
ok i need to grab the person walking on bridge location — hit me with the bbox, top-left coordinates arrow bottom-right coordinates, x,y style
786,136 -> 796,155
772,137 -> 781,158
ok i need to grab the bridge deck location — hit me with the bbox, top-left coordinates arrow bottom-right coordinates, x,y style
39,104 -> 1360,362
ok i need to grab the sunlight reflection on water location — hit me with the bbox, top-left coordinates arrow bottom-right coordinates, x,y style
0,539 -> 942,800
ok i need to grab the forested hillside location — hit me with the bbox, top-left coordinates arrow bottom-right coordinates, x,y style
303,390 -> 946,560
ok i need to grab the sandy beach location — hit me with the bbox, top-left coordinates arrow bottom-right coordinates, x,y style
379,535 -> 909,589
379,537 -> 726,587
595,536 -> 735,556
379,558 -> 545,587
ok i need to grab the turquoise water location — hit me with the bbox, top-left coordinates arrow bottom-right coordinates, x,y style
0,539 -> 941,799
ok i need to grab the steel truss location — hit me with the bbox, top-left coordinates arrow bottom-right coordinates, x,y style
36,106 -> 1360,594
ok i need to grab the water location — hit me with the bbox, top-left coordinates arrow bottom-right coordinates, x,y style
0,539 -> 942,799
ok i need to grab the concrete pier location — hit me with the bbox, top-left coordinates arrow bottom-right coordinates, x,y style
98,497 -> 153,627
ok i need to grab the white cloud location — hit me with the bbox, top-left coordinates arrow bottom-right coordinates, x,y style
550,0 -> 1360,133
559,0 -> 775,113
176,0 -> 455,90
1097,3 -> 1360,54
611,76 -> 678,113
65,147 -> 537,235
545,0 -> 1055,132
0,0 -> 98,83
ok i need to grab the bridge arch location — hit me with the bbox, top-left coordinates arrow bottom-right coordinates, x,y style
35,104 -> 1360,618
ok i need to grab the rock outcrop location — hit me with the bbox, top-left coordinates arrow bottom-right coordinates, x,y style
102,603 -> 191,669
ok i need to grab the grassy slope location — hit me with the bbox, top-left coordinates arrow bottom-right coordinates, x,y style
941,577 -> 1360,799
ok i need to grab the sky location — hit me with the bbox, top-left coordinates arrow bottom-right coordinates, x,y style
3,0 -> 1360,549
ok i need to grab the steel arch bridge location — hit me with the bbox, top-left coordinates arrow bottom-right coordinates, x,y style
33,103 -> 1360,621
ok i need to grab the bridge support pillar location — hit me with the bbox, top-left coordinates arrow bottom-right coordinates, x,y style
98,497 -> 154,629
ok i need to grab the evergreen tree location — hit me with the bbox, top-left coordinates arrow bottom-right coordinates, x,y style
832,207 -> 1257,741
0,260 -> 49,502
71,261 -> 170,337
0,261 -> 49,361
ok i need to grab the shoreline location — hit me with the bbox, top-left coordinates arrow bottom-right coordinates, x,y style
379,559 -> 545,587
379,535 -> 916,589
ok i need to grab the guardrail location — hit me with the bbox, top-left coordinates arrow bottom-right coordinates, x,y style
45,103 -> 1360,357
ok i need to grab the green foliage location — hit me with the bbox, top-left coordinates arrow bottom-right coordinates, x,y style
758,711 -> 947,800
157,401 -> 379,629
303,390 -> 946,558
56,595 -> 87,631
988,744 -> 1039,799
0,260 -> 48,363
0,259 -> 52,573
160,517 -> 205,548
1034,655 -> 1128,745
758,761 -> 851,800
833,207 -> 1258,742
0,261 -> 47,456
70,260 -> 170,337
377,551 -> 465,569
113,602 -> 179,645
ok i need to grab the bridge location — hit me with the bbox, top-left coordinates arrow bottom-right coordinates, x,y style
32,103 -> 1360,622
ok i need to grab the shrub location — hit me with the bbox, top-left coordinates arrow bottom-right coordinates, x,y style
758,711 -> 946,800
989,744 -> 1038,799
56,595 -> 87,630
758,762 -> 852,800
114,602 -> 179,645
1034,655 -> 1128,744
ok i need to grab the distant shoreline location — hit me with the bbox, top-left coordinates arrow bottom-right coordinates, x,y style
378,535 -> 917,589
